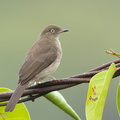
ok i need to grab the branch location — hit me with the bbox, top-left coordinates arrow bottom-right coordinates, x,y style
0,59 -> 120,106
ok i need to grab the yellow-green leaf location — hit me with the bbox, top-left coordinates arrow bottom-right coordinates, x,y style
44,91 -> 81,120
0,88 -> 31,120
116,82 -> 120,116
86,63 -> 116,120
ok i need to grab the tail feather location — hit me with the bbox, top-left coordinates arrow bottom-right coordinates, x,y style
5,83 -> 28,112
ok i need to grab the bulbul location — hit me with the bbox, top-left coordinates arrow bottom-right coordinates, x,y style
5,24 -> 68,112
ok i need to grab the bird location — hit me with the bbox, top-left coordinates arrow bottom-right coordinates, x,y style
5,24 -> 68,112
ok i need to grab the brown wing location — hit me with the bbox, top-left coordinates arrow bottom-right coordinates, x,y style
19,39 -> 57,85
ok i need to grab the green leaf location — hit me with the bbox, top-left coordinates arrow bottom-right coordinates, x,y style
116,82 -> 120,116
0,88 -> 31,120
86,63 -> 116,120
44,91 -> 81,120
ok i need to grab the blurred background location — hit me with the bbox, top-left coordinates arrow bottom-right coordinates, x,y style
0,0 -> 120,120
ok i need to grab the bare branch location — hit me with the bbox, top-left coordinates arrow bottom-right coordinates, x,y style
0,59 -> 120,106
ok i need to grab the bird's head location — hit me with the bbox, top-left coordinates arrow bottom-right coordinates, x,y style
41,24 -> 68,39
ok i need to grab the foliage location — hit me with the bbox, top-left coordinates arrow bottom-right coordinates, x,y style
0,88 -> 31,120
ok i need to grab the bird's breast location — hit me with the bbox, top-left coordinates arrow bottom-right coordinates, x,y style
35,39 -> 62,82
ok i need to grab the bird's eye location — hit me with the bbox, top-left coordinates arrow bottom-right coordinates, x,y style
50,29 -> 55,33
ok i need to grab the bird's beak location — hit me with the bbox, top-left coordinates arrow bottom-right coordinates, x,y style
58,29 -> 69,33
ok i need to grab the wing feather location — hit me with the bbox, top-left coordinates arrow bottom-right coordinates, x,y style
19,39 -> 57,85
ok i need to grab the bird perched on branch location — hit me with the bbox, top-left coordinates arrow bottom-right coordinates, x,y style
5,24 -> 68,112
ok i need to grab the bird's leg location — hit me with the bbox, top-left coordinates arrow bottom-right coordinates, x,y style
49,76 -> 56,80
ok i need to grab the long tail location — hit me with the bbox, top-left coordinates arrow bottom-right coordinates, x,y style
5,83 -> 28,112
